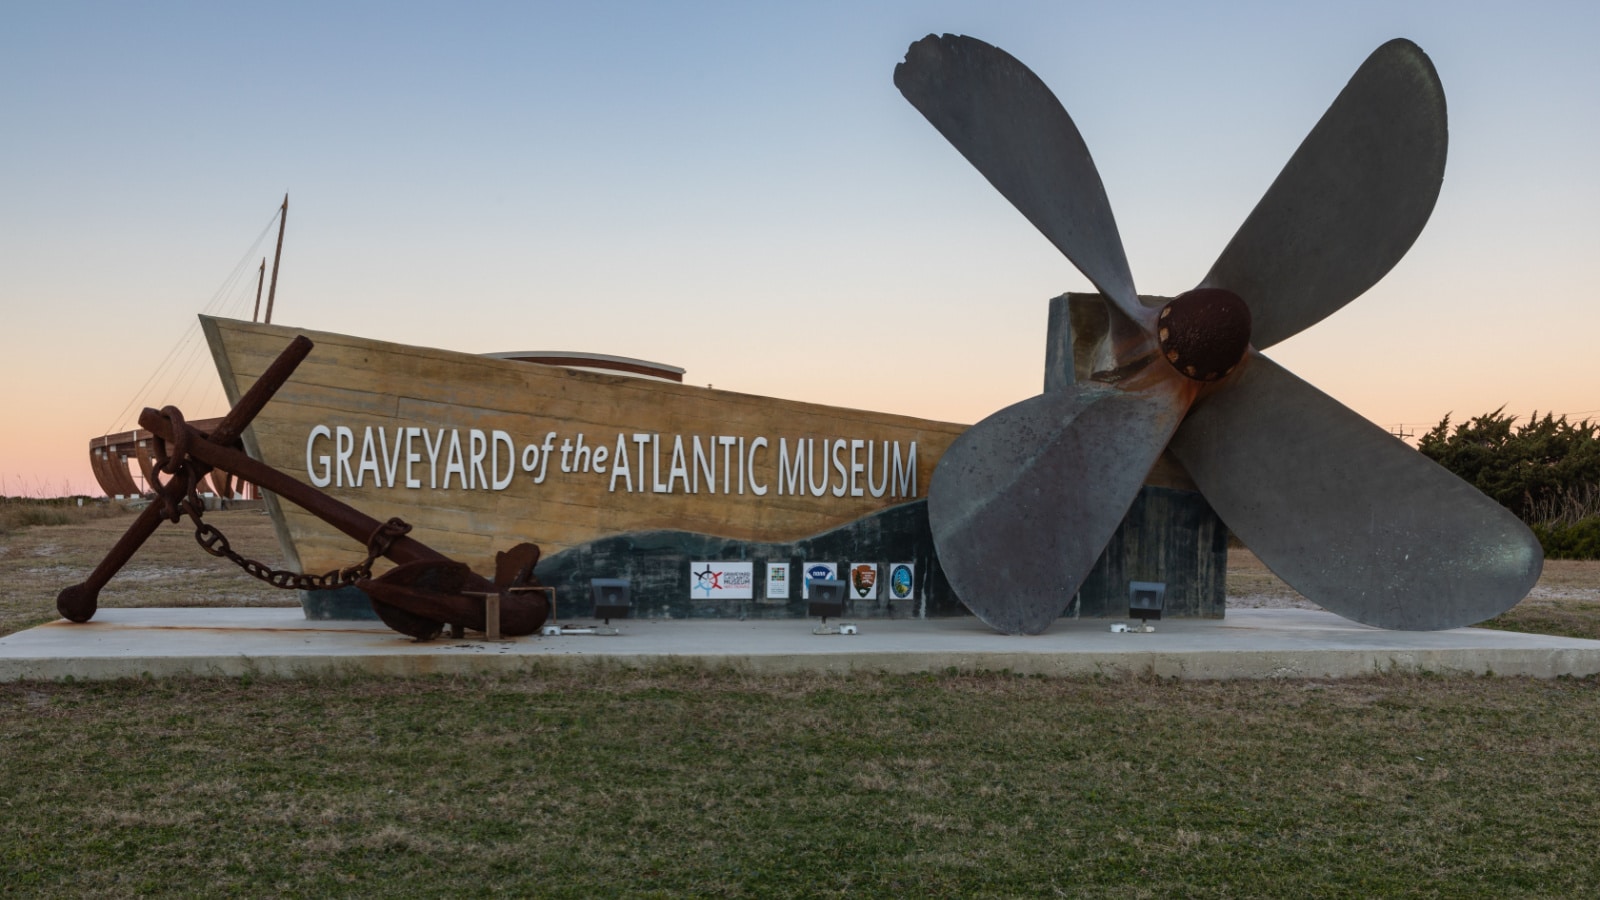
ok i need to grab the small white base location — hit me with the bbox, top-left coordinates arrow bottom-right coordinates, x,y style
1111,622 -> 1156,634
813,622 -> 858,635
541,624 -> 621,636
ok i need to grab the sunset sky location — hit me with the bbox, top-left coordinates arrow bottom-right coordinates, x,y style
3,1 -> 1597,496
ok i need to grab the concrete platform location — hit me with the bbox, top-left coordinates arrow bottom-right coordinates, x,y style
4,608 -> 1600,681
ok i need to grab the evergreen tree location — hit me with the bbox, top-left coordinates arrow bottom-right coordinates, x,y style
1418,410 -> 1600,558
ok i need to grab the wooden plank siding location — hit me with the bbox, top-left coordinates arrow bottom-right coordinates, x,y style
203,316 -> 966,578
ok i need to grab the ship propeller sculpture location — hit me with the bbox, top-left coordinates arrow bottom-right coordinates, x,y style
896,35 -> 1542,633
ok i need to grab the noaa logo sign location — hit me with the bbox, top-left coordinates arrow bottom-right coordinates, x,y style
802,561 -> 838,599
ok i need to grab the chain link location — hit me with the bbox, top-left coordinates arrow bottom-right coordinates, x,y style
190,506 -> 413,592
149,404 -> 417,592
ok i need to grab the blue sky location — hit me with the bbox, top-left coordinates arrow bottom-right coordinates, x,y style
3,1 -> 1598,493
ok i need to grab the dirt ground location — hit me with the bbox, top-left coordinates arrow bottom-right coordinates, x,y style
2,507 -> 1597,637
0,506 -> 292,636
1227,548 -> 1600,608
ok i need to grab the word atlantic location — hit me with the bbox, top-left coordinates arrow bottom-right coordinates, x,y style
305,426 -> 920,498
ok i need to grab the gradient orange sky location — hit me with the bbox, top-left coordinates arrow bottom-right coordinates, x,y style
4,2 -> 1597,496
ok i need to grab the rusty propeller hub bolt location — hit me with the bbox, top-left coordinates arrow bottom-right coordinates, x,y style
1157,288 -> 1252,382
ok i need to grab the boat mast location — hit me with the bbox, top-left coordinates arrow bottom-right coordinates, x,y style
251,258 -> 266,322
263,194 -> 288,324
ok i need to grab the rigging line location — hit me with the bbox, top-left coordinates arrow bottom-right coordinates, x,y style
96,206 -> 285,436
168,323 -> 229,411
166,329 -> 213,400
169,246 -> 275,412
159,255 -> 270,417
97,319 -> 204,438
198,207 -> 282,317
162,206 -> 284,413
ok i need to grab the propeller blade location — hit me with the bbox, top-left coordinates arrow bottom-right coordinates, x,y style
1168,353 -> 1542,630
1201,39 -> 1447,350
929,378 -> 1191,634
896,34 -> 1145,324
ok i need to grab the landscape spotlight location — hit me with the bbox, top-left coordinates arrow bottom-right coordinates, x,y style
590,578 -> 631,632
808,578 -> 855,635
1127,581 -> 1166,633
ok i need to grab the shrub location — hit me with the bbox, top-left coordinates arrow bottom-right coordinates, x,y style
1531,517 -> 1600,561
1418,410 -> 1600,559
0,497 -> 125,536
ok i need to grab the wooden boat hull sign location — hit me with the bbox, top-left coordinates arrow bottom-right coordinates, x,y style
202,316 -> 970,619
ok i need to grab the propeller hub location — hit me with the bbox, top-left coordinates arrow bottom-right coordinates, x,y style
1157,288 -> 1251,382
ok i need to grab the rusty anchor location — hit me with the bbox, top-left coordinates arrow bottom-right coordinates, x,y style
58,335 -> 550,641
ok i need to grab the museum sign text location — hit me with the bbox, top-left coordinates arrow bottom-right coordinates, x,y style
304,425 -> 920,499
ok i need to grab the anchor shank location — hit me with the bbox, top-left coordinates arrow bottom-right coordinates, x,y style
209,335 -> 314,447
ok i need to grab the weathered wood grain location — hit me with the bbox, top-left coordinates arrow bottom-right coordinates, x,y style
204,317 -> 966,576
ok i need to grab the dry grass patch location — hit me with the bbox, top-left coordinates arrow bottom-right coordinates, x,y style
0,506 -> 295,635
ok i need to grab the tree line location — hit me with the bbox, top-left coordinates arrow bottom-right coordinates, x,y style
1417,410 -> 1600,559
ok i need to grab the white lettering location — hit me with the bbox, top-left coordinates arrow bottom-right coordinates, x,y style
537,432 -> 557,484
831,439 -> 847,497
492,430 -> 514,490
404,428 -> 423,489
893,441 -> 918,497
668,435 -> 690,493
572,433 -> 593,472
469,430 -> 488,490
806,438 -> 828,497
748,437 -> 768,496
335,426 -> 355,487
609,433 -> 634,492
443,431 -> 466,489
849,439 -> 864,497
307,425 -> 332,487
378,427 -> 403,487
422,428 -> 445,488
651,433 -> 667,493
719,435 -> 736,494
694,436 -> 715,494
356,427 -> 381,488
779,438 -> 803,496
867,440 -> 888,498
633,433 -> 650,491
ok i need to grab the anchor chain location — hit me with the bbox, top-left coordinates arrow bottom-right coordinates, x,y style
149,405 -> 415,591
190,512 -> 414,592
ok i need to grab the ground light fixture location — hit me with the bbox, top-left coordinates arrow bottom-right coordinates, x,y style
541,578 -> 631,636
808,579 -> 856,635
1113,581 -> 1166,634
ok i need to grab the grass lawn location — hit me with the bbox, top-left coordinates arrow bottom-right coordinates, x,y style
3,505 -> 1599,895
5,668 -> 1600,897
